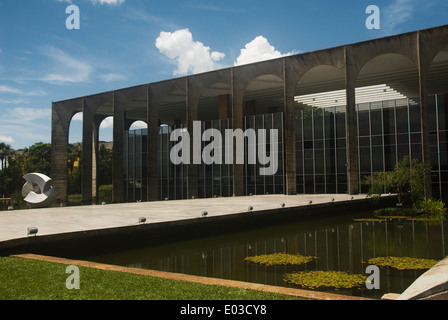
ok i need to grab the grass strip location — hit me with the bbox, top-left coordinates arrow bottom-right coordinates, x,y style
0,256 -> 302,300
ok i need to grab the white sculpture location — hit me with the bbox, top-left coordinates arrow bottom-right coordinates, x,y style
22,173 -> 56,208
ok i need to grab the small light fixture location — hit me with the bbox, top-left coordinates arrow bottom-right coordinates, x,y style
309,201 -> 312,205
331,198 -> 335,203
248,206 -> 253,212
138,217 -> 147,224
281,203 -> 286,208
202,210 -> 208,218
27,227 -> 38,237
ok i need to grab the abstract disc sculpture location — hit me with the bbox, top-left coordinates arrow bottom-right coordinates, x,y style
22,173 -> 56,208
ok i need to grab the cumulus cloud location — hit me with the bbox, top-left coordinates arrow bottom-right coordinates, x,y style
234,36 -> 295,66
155,28 -> 225,76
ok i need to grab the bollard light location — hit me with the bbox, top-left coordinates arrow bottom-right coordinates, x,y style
27,227 -> 38,236
138,217 -> 147,224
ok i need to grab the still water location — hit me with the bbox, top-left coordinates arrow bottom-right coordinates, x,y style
84,211 -> 447,299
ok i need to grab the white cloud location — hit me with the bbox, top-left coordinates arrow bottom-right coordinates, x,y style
41,46 -> 93,84
0,98 -> 30,104
155,28 -> 225,76
0,85 -> 21,94
100,116 -> 114,129
382,0 -> 415,34
90,0 -> 125,5
0,85 -> 47,97
100,73 -> 127,83
234,36 -> 295,66
72,112 -> 83,121
0,107 -> 51,148
129,121 -> 147,130
8,107 -> 51,123
0,135 -> 14,144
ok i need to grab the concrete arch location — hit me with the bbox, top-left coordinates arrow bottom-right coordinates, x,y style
356,53 -> 419,99
428,50 -> 448,95
51,98 -> 83,205
243,73 -> 284,116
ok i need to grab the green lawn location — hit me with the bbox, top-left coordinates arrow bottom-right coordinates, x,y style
0,256 -> 302,300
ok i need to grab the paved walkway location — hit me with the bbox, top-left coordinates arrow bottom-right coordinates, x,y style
0,194 -> 371,243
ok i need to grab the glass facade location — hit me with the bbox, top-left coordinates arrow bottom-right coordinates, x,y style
123,94 -> 448,202
123,128 -> 148,202
244,113 -> 285,196
295,94 -> 448,201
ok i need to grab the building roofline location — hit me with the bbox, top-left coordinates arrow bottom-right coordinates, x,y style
54,24 -> 448,104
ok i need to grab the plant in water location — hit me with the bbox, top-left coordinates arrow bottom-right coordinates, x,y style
244,253 -> 316,266
368,256 -> 439,270
413,199 -> 446,224
284,271 -> 366,290
364,156 -> 431,204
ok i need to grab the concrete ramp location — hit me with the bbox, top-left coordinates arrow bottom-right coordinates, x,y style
390,256 -> 448,300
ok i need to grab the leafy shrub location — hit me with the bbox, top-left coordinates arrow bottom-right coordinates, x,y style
67,194 -> 82,206
98,184 -> 113,204
414,199 -> 446,219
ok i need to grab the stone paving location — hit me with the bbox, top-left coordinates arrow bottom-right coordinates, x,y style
0,194 -> 370,243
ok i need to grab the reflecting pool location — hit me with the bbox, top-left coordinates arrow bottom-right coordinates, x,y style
83,211 -> 447,299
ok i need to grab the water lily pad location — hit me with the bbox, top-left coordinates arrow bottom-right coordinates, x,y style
368,256 -> 439,270
244,253 -> 316,266
284,271 -> 366,289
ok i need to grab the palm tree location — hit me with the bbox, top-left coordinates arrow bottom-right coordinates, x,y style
0,142 -> 12,170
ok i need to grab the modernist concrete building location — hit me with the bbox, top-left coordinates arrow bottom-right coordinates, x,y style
51,25 -> 448,205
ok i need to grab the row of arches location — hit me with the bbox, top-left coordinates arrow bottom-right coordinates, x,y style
51,26 -> 448,205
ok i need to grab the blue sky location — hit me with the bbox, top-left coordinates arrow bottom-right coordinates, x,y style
0,0 -> 446,149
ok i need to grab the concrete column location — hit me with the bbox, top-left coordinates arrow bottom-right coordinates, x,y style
345,47 -> 359,195
147,85 -> 159,201
51,101 -> 80,206
92,115 -> 107,204
284,59 -> 297,195
418,32 -> 433,200
218,94 -> 229,119
232,69 -> 245,196
81,98 -> 94,205
186,78 -> 199,199
113,93 -> 126,203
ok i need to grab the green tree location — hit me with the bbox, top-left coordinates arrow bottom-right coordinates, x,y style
364,156 -> 431,204
0,142 -> 12,170
97,145 -> 113,187
22,142 -> 52,176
